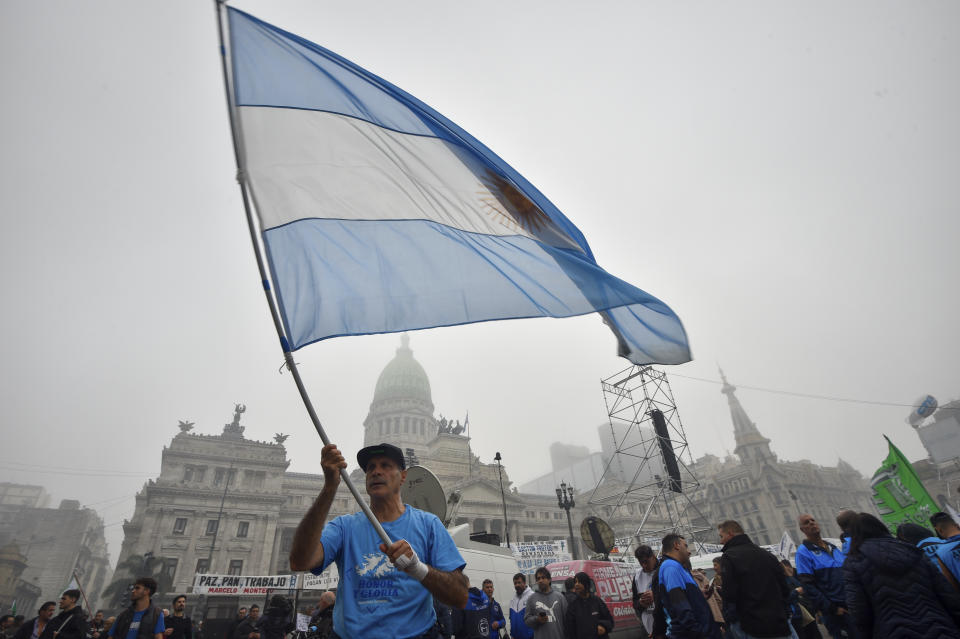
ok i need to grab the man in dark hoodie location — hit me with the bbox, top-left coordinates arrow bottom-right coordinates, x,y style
717,520 -> 793,639
453,575 -> 493,639
563,572 -> 613,639
40,590 -> 88,639
657,534 -> 711,639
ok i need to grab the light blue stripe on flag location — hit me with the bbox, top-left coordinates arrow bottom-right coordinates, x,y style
228,8 -> 692,365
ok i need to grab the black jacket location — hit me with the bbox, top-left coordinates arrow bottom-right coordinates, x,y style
650,567 -> 667,638
843,536 -> 960,639
563,594 -> 613,639
256,603 -> 292,639
40,608 -> 87,639
232,618 -> 258,639
453,588 -> 492,639
161,616 -> 190,639
720,534 -> 791,637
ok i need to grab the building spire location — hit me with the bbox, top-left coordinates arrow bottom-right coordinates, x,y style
718,367 -> 773,462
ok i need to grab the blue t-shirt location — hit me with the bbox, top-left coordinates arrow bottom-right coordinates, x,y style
935,533 -> 960,582
313,505 -> 466,638
108,609 -> 165,639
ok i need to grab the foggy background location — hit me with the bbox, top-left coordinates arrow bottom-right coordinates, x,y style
1,0 -> 957,561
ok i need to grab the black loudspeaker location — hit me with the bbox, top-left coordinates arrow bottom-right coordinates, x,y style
651,409 -> 682,493
469,531 -> 501,546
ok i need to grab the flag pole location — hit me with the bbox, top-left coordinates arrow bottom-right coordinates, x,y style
72,571 -> 91,615
212,0 -> 392,547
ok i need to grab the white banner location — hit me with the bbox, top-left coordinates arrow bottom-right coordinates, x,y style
301,565 -> 340,590
192,574 -> 298,595
778,531 -> 797,559
511,541 -> 572,573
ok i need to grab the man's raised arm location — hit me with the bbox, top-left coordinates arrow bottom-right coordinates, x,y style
289,444 -> 346,572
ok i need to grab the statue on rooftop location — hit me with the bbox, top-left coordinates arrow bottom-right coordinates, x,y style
223,404 -> 246,439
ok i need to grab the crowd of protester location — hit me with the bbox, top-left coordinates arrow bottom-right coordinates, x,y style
8,508 -> 959,639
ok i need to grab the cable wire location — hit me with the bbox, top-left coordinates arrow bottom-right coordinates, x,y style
670,372 -> 955,409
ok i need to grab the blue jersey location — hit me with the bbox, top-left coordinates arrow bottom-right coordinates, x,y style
795,540 -> 846,612
657,557 -> 711,638
935,533 -> 960,583
314,505 -> 465,638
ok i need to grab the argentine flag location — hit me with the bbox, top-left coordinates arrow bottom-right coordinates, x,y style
226,8 -> 691,366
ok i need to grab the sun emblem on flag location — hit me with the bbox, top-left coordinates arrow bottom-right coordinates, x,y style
478,169 -> 553,236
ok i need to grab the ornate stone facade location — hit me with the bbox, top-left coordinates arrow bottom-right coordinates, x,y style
684,372 -> 876,544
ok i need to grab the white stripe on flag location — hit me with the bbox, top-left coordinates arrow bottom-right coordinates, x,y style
241,108 -> 581,250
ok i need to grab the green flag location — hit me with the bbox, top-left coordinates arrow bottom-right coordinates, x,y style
871,436 -> 939,531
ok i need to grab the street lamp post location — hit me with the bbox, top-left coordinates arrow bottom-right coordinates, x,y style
556,481 -> 578,560
494,452 -> 511,547
199,463 -> 234,622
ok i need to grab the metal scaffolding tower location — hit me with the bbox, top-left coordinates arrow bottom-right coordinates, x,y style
587,365 -> 713,553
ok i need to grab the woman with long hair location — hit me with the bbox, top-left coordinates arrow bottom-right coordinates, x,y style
843,512 -> 960,638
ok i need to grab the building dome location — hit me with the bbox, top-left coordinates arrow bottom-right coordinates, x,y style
372,334 -> 432,406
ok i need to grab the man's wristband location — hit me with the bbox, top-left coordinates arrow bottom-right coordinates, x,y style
407,562 -> 429,582
394,551 -> 429,582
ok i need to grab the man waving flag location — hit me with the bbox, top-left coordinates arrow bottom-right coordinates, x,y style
224,7 -> 691,366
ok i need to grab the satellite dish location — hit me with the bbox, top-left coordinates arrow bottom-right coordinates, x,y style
401,465 -> 447,522
580,516 -> 615,555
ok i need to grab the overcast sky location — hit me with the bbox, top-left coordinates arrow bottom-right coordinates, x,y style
1,1 -> 957,562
